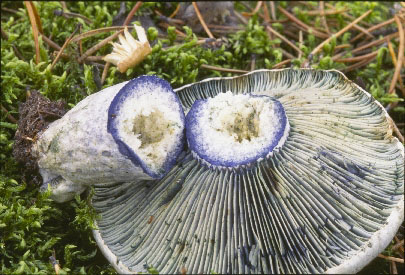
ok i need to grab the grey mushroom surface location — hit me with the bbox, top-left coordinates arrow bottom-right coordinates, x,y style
92,69 -> 404,274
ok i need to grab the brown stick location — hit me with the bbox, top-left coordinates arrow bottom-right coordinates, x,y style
352,32 -> 398,55
388,41 -> 405,96
278,6 -> 329,39
200,64 -> 248,74
378,254 -> 404,263
280,48 -> 295,59
269,1 -> 277,20
389,16 -> 404,94
306,7 -> 348,16
342,55 -> 377,73
242,1 -> 262,17
51,24 -> 80,70
192,2 -> 214,39
319,2 -> 331,35
266,26 -> 303,56
335,51 -> 378,63
77,30 -> 122,63
101,62 -> 110,85
272,59 -> 292,69
169,3 -> 181,18
123,2 -> 143,26
1,104 -> 18,124
24,1 -> 41,64
392,239 -> 405,252
310,9 -> 373,57
389,116 -> 405,143
41,35 -> 61,50
350,18 -> 396,43
71,26 -> 132,43
391,261 -> 398,275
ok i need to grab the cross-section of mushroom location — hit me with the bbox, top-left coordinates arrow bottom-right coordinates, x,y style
92,69 -> 404,274
33,75 -> 185,203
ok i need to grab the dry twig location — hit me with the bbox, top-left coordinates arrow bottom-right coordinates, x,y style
24,1 -> 42,64
123,2 -> 143,26
389,16 -> 404,94
200,64 -> 248,74
192,2 -> 214,39
266,26 -> 303,56
77,30 -> 123,63
319,2 -> 331,35
278,6 -> 329,39
1,104 -> 18,124
101,62 -> 110,86
272,59 -> 292,69
51,24 -> 80,70
378,254 -> 405,263
310,9 -> 372,57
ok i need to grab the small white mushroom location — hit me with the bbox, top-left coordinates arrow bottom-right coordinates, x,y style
103,25 -> 152,73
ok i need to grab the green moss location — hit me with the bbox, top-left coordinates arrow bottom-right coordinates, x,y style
1,1 -> 403,274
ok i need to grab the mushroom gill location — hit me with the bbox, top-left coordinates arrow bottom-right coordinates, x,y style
92,69 -> 404,274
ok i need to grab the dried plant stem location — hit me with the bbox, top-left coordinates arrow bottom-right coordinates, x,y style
278,6 -> 329,39
310,9 -> 372,57
1,104 -> 18,124
269,1 -> 277,20
306,7 -> 348,16
192,2 -> 214,39
272,59 -> 292,69
71,26 -> 132,43
41,35 -> 61,50
391,261 -> 398,275
280,48 -> 295,59
266,26 -> 303,56
200,64 -> 248,74
392,239 -> 405,252
389,16 -> 404,94
335,50 -> 378,63
378,254 -> 405,263
24,1 -> 41,64
319,2 -> 331,35
123,1 -> 143,26
388,41 -> 405,96
169,3 -> 181,18
389,117 -> 405,143
351,18 -> 396,43
242,1 -> 262,17
51,24 -> 80,70
78,30 -> 122,63
352,32 -> 399,55
342,55 -> 376,73
101,62 -> 110,85
298,30 -> 303,59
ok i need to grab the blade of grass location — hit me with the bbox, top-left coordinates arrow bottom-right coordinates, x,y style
319,2 -> 331,35
378,254 -> 405,263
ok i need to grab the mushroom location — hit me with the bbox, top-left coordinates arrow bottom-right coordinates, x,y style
103,25 -> 152,73
92,69 -> 404,273
33,75 -> 185,203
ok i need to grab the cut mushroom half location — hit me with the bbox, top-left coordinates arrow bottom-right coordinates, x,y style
34,75 -> 185,202
92,69 -> 404,274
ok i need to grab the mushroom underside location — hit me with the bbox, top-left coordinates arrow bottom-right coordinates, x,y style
92,69 -> 404,274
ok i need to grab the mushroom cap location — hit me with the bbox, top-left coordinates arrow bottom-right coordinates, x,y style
92,69 -> 404,274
